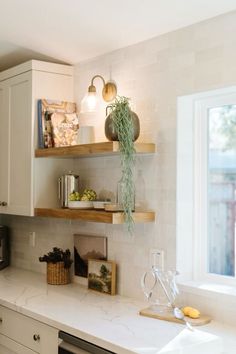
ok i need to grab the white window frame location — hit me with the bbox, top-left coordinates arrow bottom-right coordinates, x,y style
177,86 -> 236,287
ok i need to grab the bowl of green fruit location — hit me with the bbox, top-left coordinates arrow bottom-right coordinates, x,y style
68,189 -> 97,209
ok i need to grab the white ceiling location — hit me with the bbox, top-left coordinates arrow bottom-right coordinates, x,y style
0,0 -> 236,71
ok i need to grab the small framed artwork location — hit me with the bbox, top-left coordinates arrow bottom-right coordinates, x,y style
88,259 -> 116,295
74,234 -> 107,278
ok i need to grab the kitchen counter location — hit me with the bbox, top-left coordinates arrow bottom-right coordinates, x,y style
0,267 -> 235,354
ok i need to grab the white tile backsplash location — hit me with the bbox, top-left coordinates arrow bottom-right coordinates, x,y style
1,11 -> 236,324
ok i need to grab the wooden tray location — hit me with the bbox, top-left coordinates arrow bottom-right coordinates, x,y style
139,307 -> 211,326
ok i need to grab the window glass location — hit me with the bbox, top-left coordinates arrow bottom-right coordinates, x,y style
208,105 -> 236,276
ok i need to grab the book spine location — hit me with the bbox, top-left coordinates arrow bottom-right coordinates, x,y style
37,99 -> 44,148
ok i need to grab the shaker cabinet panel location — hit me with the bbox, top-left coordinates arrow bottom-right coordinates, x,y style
0,306 -> 58,354
8,73 -> 32,215
0,60 -> 74,217
0,84 -> 9,208
0,72 -> 32,216
0,334 -> 37,354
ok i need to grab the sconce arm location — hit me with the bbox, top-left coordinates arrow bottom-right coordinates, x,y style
91,75 -> 106,87
88,74 -> 117,102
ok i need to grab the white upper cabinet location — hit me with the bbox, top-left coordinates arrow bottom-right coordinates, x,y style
5,72 -> 32,216
0,60 -> 74,216
0,82 -> 8,210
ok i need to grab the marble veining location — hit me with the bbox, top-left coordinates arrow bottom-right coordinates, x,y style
0,268 -> 235,353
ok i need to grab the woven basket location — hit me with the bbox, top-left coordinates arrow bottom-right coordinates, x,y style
47,262 -> 70,285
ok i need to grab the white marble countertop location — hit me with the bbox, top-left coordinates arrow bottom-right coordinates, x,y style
0,267 -> 235,354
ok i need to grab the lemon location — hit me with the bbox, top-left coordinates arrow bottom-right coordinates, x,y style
182,306 -> 200,319
188,308 -> 200,319
182,306 -> 192,316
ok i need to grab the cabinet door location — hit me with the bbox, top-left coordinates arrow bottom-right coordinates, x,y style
0,72 -> 33,215
0,306 -> 58,354
0,334 -> 37,354
0,82 -> 9,208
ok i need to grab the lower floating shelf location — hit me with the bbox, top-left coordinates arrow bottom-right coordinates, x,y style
34,208 -> 155,224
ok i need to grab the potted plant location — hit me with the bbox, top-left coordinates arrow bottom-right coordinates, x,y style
39,247 -> 73,285
105,96 -> 140,233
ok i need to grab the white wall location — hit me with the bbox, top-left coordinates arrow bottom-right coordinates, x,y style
2,11 -> 236,308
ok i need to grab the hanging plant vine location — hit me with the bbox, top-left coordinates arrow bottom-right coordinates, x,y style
109,96 -> 136,233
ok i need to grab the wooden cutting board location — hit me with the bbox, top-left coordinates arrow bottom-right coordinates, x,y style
139,307 -> 211,326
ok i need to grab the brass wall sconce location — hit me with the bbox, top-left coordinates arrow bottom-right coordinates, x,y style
80,75 -> 117,113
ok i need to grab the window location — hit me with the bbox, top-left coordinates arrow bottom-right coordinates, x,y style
208,105 -> 236,277
177,87 -> 236,285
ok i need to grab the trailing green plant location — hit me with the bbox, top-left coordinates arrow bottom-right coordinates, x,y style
109,96 -> 136,233
39,247 -> 73,269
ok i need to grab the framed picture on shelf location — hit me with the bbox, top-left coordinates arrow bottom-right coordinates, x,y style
38,99 -> 79,148
74,234 -> 107,278
88,259 -> 116,295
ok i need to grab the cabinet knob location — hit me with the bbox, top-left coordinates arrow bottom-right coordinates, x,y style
33,334 -> 40,341
1,201 -> 7,206
0,318 -> 2,323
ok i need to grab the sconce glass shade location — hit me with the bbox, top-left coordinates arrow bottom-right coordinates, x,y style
80,91 -> 99,113
80,75 -> 117,113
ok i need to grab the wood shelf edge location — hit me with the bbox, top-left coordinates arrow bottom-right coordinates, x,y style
34,208 -> 155,224
35,142 -> 156,158
112,211 -> 156,224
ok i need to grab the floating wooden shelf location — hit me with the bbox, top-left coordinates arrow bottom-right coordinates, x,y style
35,142 -> 155,158
35,142 -> 156,224
34,208 -> 155,224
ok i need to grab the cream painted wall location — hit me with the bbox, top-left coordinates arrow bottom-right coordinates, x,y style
1,11 -> 236,313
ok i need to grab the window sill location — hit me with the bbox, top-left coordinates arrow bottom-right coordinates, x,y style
178,280 -> 236,303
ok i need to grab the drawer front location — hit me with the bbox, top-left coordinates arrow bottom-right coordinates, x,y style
0,333 -> 37,354
0,306 -> 58,353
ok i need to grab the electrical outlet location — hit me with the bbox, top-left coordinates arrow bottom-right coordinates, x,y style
149,249 -> 164,269
29,231 -> 36,247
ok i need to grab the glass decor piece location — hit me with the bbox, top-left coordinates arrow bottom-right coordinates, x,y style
208,105 -> 236,277
141,267 -> 179,313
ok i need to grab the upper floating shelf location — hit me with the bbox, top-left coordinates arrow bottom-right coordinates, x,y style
34,208 -> 155,224
35,142 -> 156,158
